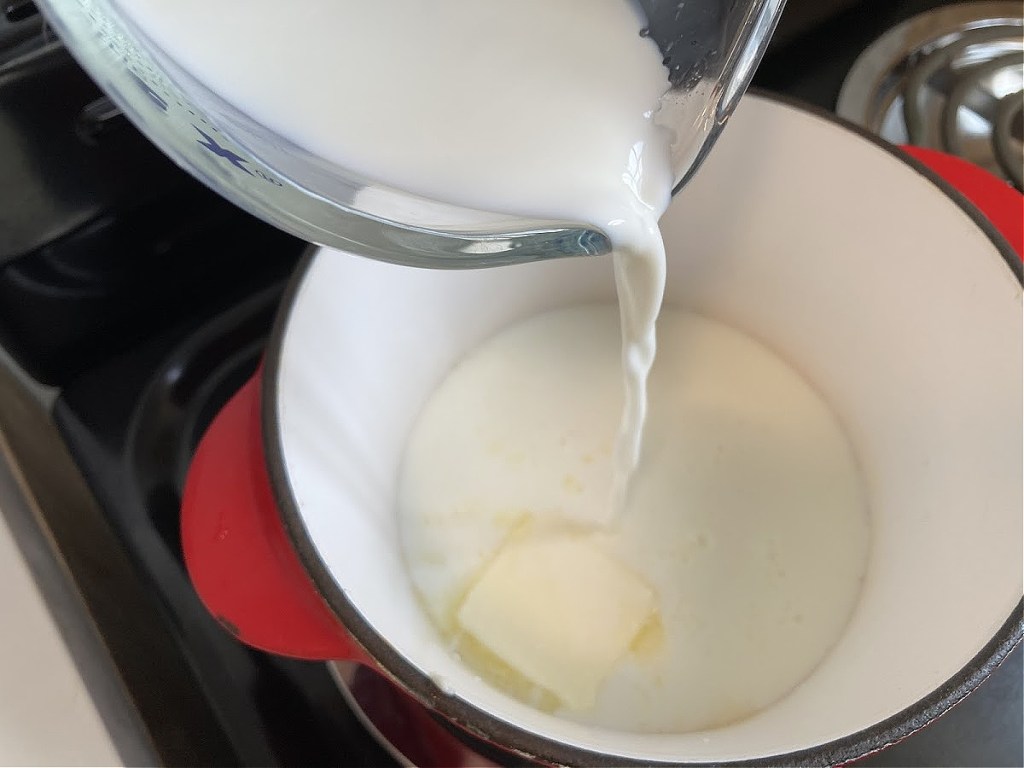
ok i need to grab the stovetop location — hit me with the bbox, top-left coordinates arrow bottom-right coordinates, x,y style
0,1 -> 1020,766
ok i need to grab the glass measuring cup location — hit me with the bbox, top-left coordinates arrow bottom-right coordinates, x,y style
35,0 -> 786,268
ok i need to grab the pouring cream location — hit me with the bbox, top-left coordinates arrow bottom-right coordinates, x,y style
118,0 -> 675,521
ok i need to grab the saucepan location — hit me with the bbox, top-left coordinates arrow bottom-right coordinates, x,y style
182,94 -> 1023,766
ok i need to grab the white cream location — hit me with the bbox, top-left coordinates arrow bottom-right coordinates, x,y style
611,232 -> 667,518
116,0 -> 674,518
398,305 -> 870,732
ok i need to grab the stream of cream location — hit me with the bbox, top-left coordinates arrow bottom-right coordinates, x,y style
117,0 -> 676,520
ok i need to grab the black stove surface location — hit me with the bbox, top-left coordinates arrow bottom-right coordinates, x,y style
2,0 -> 1018,765
54,277 -> 397,768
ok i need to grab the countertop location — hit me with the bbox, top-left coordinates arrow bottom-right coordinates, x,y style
0,348 -> 155,766
0,503 -> 120,766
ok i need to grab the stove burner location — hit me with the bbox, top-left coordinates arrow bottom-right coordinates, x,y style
837,2 -> 1024,190
993,90 -> 1024,188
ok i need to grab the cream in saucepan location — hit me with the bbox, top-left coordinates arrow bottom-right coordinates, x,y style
398,305 -> 869,731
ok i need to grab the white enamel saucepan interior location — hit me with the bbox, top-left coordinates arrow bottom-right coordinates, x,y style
263,95 -> 1023,765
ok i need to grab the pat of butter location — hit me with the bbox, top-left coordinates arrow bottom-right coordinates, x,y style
456,534 -> 656,710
